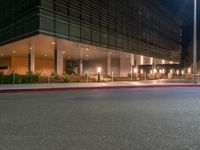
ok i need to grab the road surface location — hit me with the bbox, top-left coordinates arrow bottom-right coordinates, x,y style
0,87 -> 200,150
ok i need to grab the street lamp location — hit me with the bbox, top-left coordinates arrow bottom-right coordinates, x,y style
193,0 -> 197,83
97,67 -> 101,82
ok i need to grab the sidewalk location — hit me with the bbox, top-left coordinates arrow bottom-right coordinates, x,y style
0,79 -> 200,93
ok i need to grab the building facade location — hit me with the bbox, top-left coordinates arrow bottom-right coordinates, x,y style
0,0 -> 181,76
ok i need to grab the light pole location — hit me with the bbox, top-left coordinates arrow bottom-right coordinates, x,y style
193,0 -> 197,83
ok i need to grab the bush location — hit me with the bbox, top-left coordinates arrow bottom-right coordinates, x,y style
63,75 -> 69,83
0,73 -> 39,84
68,75 -> 80,82
0,74 -> 13,84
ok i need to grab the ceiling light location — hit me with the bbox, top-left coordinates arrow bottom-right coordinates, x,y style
13,51 -> 16,54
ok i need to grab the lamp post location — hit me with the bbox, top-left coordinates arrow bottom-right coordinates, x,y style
97,67 -> 101,82
193,0 -> 197,83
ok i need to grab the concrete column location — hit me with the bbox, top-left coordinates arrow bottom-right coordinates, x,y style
152,59 -> 156,70
54,49 -> 63,75
120,53 -> 131,77
107,53 -> 112,76
79,59 -> 83,76
130,54 -> 134,72
152,58 -> 157,75
28,47 -> 35,73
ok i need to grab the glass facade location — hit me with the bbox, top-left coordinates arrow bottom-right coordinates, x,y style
0,0 -> 181,62
0,0 -> 40,44
39,0 -> 181,62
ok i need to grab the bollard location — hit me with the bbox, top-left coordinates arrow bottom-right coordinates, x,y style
86,71 -> 89,83
112,72 -> 114,83
98,72 -> 100,82
13,72 -> 16,84
48,75 -> 50,83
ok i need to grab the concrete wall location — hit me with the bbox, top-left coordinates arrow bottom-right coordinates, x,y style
35,58 -> 54,75
111,58 -> 120,77
83,58 -> 107,75
11,56 -> 28,74
120,55 -> 131,77
0,57 -> 11,74
0,56 -> 54,75
82,57 -> 129,77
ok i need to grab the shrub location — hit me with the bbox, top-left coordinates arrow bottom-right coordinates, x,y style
0,74 -> 13,84
0,73 -> 39,84
63,75 -> 69,83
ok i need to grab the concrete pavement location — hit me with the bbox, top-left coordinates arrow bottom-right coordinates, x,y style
0,79 -> 199,93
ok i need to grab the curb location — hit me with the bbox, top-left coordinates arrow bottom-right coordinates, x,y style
0,84 -> 200,93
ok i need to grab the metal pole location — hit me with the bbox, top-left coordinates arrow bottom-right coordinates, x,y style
86,71 -> 89,83
98,73 -> 100,82
13,72 -> 15,84
112,71 -> 114,83
193,0 -> 197,83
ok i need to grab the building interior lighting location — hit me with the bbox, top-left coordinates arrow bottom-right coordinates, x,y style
170,69 -> 173,74
188,68 -> 191,74
176,70 -> 180,75
140,69 -> 144,74
141,56 -> 144,65
150,70 -> 153,74
134,68 -> 138,73
150,58 -> 153,65
163,69 -> 165,74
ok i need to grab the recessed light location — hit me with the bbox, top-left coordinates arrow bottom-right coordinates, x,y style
52,42 -> 55,45
44,54 -> 47,57
86,48 -> 89,51
13,51 -> 16,54
1,53 -> 4,56
62,51 -> 65,54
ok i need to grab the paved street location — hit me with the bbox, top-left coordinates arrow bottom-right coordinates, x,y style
1,87 -> 200,150
0,79 -> 198,91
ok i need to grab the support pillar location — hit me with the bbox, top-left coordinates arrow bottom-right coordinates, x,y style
54,49 -> 63,75
107,53 -> 112,76
130,54 -> 134,72
28,47 -> 35,74
152,59 -> 156,72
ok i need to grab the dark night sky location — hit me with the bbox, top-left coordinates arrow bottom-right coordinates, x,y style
160,0 -> 200,60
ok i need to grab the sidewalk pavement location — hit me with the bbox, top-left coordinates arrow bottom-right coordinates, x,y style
0,79 -> 200,93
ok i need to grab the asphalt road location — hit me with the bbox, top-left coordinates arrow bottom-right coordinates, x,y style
1,88 -> 200,150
